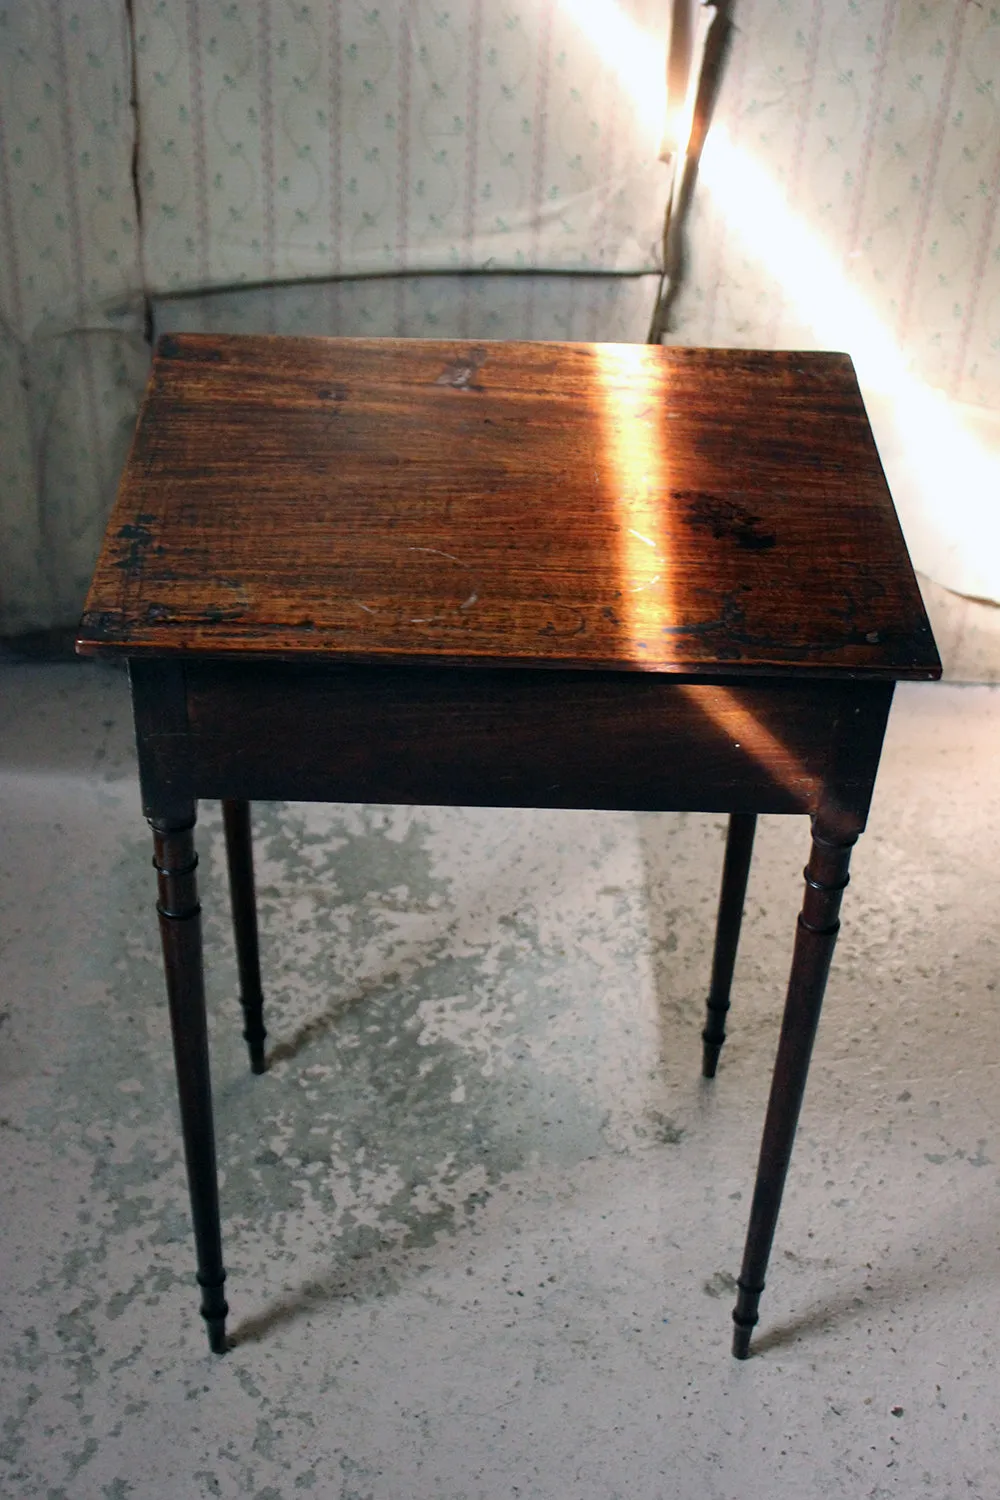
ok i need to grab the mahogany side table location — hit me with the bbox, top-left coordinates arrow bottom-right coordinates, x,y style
77,335 -> 940,1358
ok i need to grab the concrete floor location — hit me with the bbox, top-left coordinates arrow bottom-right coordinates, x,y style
0,662 -> 998,1499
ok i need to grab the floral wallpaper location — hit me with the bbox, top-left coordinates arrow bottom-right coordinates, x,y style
133,0 -> 670,290
667,0 -> 1000,601
0,1 -> 147,635
1,0 -> 998,633
671,0 -> 1000,411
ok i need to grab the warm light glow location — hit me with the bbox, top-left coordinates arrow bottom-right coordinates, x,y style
662,3 -> 717,166
700,127 -> 903,387
687,684 -> 824,806
594,342 -> 672,649
699,125 -> 1000,597
561,0 -> 667,143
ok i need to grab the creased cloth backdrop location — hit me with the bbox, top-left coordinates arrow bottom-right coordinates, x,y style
667,0 -> 1000,605
1,0 -> 999,634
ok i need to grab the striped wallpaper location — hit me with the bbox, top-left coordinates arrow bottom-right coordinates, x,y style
1,0 -> 998,632
673,0 -> 1000,411
134,0 -> 670,290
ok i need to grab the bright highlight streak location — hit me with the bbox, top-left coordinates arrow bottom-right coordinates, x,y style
678,683 -> 827,810
594,342 -> 672,650
700,127 -> 912,388
699,126 -> 1000,600
561,0 -> 667,143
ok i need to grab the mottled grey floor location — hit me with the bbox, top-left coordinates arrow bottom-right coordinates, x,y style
1,663 -> 998,1499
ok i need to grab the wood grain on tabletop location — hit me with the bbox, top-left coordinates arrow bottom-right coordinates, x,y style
76,335 -> 940,679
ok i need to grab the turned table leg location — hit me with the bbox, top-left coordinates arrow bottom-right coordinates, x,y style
222,799 -> 267,1074
702,812 -> 757,1078
731,819 -> 856,1359
150,805 -> 229,1354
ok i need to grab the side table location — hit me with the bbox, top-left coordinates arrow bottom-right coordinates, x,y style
77,335 -> 941,1357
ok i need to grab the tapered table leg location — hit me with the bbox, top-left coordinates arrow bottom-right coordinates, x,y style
222,799 -> 267,1074
150,805 -> 229,1354
731,819 -> 856,1359
702,812 -> 757,1078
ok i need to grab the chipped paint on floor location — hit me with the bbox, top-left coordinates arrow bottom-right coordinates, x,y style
1,664 -> 998,1498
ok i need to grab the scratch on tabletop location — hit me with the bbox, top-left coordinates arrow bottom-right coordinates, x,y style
408,546 -> 466,566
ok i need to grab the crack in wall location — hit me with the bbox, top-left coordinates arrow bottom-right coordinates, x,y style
124,0 -> 154,348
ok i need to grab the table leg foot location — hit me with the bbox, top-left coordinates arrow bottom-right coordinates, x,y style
702,813 -> 756,1078
701,1040 -> 723,1079
222,799 -> 267,1074
731,1325 -> 753,1360
731,1281 -> 762,1359
729,818 -> 856,1357
151,805 -> 230,1354
198,1271 -> 229,1353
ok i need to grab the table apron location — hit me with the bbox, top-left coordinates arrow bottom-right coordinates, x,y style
129,660 -> 893,827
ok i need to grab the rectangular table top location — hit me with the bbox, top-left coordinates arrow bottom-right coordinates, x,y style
77,335 -> 940,680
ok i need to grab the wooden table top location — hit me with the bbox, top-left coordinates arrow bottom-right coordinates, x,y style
77,335 -> 940,680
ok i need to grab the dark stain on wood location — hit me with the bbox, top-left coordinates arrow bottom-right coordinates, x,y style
682,492 -> 777,551
158,333 -> 220,362
114,521 -> 154,577
76,335 -> 941,681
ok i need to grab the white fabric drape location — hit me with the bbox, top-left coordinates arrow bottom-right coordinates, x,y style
2,1 -> 998,633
